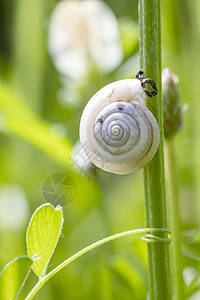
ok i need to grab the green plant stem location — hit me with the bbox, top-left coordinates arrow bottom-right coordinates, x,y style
25,228 -> 170,300
166,140 -> 184,300
139,0 -> 172,299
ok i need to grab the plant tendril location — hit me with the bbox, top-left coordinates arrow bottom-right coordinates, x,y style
25,227 -> 171,300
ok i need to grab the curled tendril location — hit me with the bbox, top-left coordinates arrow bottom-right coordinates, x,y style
142,228 -> 171,244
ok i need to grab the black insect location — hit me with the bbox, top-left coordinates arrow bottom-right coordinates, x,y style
135,70 -> 157,97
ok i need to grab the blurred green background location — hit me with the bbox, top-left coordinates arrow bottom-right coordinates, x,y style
1,0 -> 200,299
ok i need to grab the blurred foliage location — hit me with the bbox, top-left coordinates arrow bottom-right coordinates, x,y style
0,0 -> 200,299
0,256 -> 33,300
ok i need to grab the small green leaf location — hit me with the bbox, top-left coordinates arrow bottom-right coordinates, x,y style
0,256 -> 33,300
26,204 -> 63,277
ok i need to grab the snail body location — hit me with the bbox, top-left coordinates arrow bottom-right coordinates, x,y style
79,78 -> 160,175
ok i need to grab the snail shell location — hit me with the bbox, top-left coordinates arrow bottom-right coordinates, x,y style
79,79 -> 160,175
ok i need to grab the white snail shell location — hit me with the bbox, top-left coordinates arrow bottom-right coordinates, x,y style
79,79 -> 160,175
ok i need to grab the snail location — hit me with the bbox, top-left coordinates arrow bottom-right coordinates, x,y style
79,71 -> 160,175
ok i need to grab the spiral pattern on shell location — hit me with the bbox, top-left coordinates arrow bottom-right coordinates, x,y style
79,79 -> 160,174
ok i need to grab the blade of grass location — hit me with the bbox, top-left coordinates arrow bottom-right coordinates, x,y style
166,140 -> 184,299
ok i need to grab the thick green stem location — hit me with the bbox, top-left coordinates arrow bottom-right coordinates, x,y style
166,140 -> 184,300
139,1 -> 172,299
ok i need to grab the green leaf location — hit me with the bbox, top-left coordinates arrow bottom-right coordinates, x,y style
26,204 -> 63,277
0,256 -> 33,300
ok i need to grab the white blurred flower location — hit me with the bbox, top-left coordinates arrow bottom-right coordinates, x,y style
48,0 -> 123,80
0,185 -> 29,230
183,267 -> 198,287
